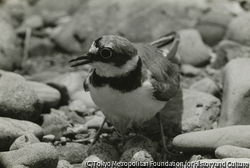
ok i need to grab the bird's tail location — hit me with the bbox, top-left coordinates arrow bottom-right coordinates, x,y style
150,32 -> 181,65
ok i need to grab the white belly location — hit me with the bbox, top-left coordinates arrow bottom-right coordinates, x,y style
89,81 -> 166,135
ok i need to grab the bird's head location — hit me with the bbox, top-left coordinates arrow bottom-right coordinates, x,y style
69,35 -> 139,77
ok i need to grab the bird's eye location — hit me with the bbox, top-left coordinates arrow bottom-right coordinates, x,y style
100,48 -> 112,59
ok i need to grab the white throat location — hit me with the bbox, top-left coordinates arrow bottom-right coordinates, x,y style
92,55 -> 139,77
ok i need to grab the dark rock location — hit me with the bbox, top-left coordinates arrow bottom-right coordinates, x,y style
56,142 -> 88,164
211,40 -> 250,69
0,117 -> 43,151
0,70 -> 42,121
10,133 -> 40,151
178,29 -> 212,67
0,143 -> 59,168
173,125 -> 250,153
219,58 -> 250,127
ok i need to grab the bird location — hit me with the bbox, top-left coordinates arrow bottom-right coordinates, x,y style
69,32 -> 181,157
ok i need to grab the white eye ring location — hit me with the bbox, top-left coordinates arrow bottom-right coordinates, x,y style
100,48 -> 112,59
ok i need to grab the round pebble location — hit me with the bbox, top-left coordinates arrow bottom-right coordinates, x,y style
120,147 -> 154,162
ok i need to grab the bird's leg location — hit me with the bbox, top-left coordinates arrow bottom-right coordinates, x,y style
156,112 -> 176,161
91,118 -> 107,145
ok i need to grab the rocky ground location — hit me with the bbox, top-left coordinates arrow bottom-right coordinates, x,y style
0,0 -> 250,167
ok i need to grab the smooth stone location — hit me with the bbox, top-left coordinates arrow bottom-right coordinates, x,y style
57,160 -> 73,168
225,12 -> 250,46
215,145 -> 250,159
27,81 -> 61,113
0,143 -> 59,168
85,115 -> 106,129
178,29 -> 212,67
60,107 -> 87,124
10,133 -> 40,151
87,142 -> 120,161
0,117 -> 43,151
56,142 -> 88,164
211,40 -> 250,69
119,147 -> 154,162
219,58 -> 250,126
189,77 -> 221,97
43,134 -> 56,143
144,89 -> 221,137
27,37 -> 55,57
16,15 -> 44,34
181,64 -> 202,77
0,70 -> 42,121
68,100 -> 88,115
196,9 -> 234,46
173,125 -> 250,153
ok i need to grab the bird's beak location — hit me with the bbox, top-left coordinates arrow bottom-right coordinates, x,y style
69,53 -> 92,67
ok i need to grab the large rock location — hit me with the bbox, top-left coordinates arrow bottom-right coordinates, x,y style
0,70 -> 42,121
196,9 -> 234,46
225,12 -> 250,46
0,143 -> 59,168
144,89 -> 221,138
27,81 -> 61,113
211,40 -> 250,69
173,125 -> 250,153
219,58 -> 250,127
178,29 -> 212,67
0,117 -> 43,151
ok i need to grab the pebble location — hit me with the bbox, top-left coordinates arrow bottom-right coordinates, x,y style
215,145 -> 250,159
189,77 -> 221,97
56,142 -> 88,164
173,125 -> 250,153
122,135 -> 157,159
219,58 -> 250,126
181,64 -> 202,76
10,133 -> 40,151
27,37 -> 55,57
0,117 -> 43,151
178,29 -> 212,67
225,12 -> 250,46
16,15 -> 44,34
119,147 -> 154,162
0,70 -> 42,121
27,81 -> 61,113
144,89 -> 221,137
68,99 -> 88,115
211,40 -> 250,69
85,115 -> 106,129
43,134 -> 56,143
87,142 -> 120,161
0,143 -> 59,168
57,160 -> 73,168
82,154 -> 112,168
